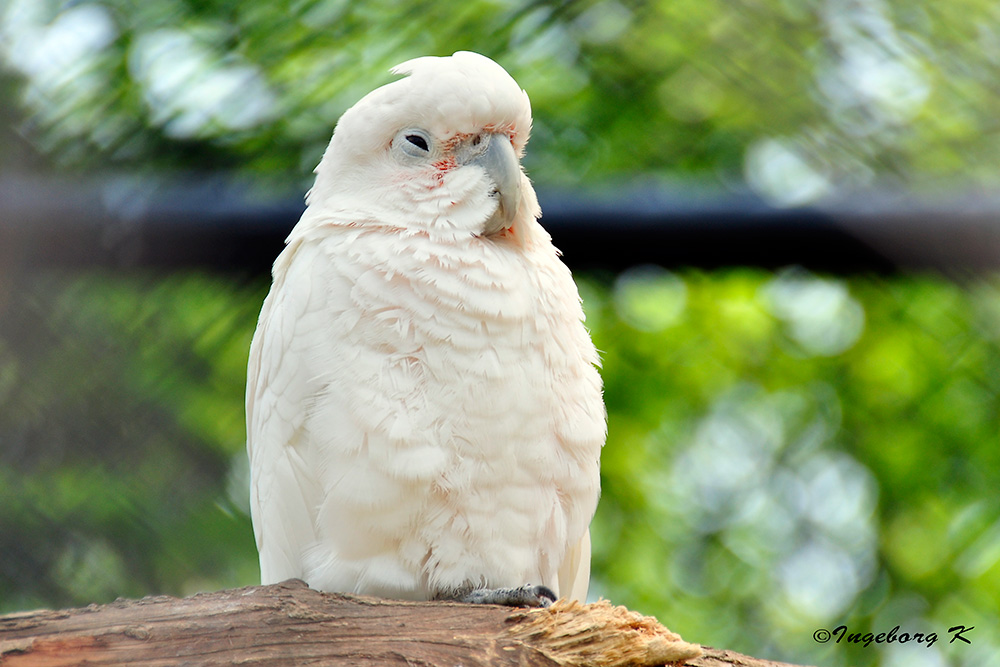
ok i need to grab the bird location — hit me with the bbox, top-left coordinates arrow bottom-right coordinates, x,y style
246,51 -> 605,607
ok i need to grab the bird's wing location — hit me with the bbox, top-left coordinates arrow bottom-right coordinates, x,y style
246,238 -> 330,583
557,528 -> 592,603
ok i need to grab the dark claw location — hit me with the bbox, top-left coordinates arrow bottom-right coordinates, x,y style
533,585 -> 557,605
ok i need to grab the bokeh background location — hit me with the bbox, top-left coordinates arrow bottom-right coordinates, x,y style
2,1 -> 1000,666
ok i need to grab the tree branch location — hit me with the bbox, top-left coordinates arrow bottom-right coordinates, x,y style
0,579 -> 815,666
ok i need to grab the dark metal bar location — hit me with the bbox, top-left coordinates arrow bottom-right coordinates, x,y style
2,174 -> 999,274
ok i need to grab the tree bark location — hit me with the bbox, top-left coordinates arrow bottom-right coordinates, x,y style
0,579 -> 815,667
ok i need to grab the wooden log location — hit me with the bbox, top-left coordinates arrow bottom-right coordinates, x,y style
0,579 -> 814,666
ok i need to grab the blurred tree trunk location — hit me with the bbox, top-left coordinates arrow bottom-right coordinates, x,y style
0,579 -> 813,666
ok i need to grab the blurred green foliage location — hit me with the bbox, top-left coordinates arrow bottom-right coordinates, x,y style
3,0 -> 1000,194
0,274 -> 262,611
587,269 -> 1000,665
2,1 -> 1000,666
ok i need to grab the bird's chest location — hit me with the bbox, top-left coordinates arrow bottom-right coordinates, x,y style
302,230 -> 600,590
325,230 -> 567,466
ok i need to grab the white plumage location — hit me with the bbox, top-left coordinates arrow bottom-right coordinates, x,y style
246,51 -> 605,604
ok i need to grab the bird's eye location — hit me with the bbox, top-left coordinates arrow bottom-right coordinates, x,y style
394,129 -> 433,160
406,134 -> 429,151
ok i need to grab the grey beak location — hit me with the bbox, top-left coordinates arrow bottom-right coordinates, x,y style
466,133 -> 521,235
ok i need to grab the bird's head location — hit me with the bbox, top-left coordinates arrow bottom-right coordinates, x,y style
305,51 -> 538,244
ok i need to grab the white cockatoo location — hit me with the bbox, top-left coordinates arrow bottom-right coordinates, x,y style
246,51 -> 605,607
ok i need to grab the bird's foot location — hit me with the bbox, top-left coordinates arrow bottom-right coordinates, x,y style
447,584 -> 557,608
